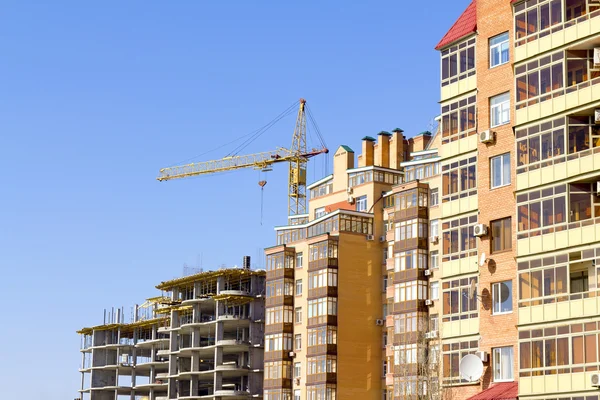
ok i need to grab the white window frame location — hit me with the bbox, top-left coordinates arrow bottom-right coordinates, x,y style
491,153 -> 511,189
492,281 -> 513,315
296,279 -> 303,296
356,195 -> 368,212
295,334 -> 302,350
430,281 -> 439,300
296,252 -> 303,269
314,207 -> 326,219
294,363 -> 301,378
430,251 -> 439,269
490,32 -> 509,68
430,219 -> 439,237
294,390 -> 301,400
491,92 -> 510,127
493,347 -> 514,382
430,188 -> 439,207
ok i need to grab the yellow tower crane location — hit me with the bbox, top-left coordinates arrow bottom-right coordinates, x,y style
156,99 -> 328,218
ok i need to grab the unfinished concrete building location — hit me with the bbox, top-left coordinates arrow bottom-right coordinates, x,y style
78,301 -> 171,400
78,262 -> 266,400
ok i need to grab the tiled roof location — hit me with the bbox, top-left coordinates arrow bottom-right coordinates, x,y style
435,0 -> 477,50
467,382 -> 518,400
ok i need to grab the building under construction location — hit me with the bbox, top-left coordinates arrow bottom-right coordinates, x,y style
77,261 -> 266,400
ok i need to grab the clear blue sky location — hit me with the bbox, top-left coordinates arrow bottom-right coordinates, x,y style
0,1 -> 468,397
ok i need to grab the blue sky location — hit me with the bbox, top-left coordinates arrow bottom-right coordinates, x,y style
0,1 -> 468,398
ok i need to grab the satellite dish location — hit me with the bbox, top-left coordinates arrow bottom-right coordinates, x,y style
459,354 -> 484,382
499,282 -> 510,303
468,279 -> 477,300
479,252 -> 487,267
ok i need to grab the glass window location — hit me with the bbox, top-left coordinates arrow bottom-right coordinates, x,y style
296,252 -> 303,269
491,92 -> 510,127
431,219 -> 439,238
315,207 -> 326,219
431,251 -> 439,269
294,363 -> 301,378
356,195 -> 368,212
491,217 -> 512,253
296,280 -> 302,296
491,153 -> 511,188
295,307 -> 302,324
490,32 -> 509,67
430,188 -> 439,206
492,281 -> 513,314
431,281 -> 439,300
295,334 -> 302,350
493,347 -> 514,381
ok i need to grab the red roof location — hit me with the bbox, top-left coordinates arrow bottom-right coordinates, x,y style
435,0 -> 477,50
467,382 -> 518,400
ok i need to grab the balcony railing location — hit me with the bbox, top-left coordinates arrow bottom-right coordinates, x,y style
308,258 -> 338,271
306,372 -> 337,385
307,344 -> 337,357
307,286 -> 338,300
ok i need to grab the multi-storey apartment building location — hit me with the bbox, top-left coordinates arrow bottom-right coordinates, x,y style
263,130 -> 441,400
383,140 -> 442,400
435,0 -> 600,399
77,265 -> 266,400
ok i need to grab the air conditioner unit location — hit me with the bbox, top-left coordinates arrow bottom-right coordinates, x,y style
477,351 -> 489,363
294,378 -> 301,385
379,235 -> 386,243
425,299 -> 434,306
430,235 -> 439,244
591,372 -> 600,387
366,234 -> 375,241
347,187 -> 353,194
424,331 -> 438,339
473,224 -> 488,237
289,351 -> 296,358
348,196 -> 355,204
479,130 -> 494,144
424,269 -> 432,276
375,319 -> 384,326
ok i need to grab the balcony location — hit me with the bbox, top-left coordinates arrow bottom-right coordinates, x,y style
265,322 -> 294,335
264,350 -> 293,361
441,317 -> 479,339
266,295 -> 294,308
306,372 -> 337,385
263,378 -> 292,390
308,258 -> 338,271
307,286 -> 338,300
306,344 -> 337,357
514,1 -> 600,62
307,315 -> 337,328
267,268 -> 294,280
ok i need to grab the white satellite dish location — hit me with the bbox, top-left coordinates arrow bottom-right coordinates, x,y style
479,252 -> 487,267
459,354 -> 484,382
468,279 -> 477,300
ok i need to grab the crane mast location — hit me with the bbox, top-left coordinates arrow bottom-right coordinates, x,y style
157,99 -> 327,218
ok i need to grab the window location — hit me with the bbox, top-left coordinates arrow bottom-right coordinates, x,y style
493,347 -> 514,381
430,219 -> 439,238
440,37 -> 476,87
430,188 -> 439,206
430,314 -> 439,332
430,251 -> 439,269
295,334 -> 302,350
492,281 -> 513,314
515,51 -> 563,109
442,157 -> 477,199
490,32 -> 509,67
442,340 -> 479,384
514,0 -> 562,46
383,276 -> 388,291
315,207 -> 326,219
431,281 -> 439,300
491,153 -> 511,188
294,363 -> 301,378
491,217 -> 512,253
356,195 -> 368,212
383,360 -> 388,376
515,117 -> 565,172
295,307 -> 302,324
516,184 -> 567,235
442,215 -> 478,262
394,281 -> 429,302
296,252 -> 303,269
441,95 -> 477,144
296,280 -> 303,296
442,277 -> 478,322
491,92 -> 510,127
393,312 -> 428,334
